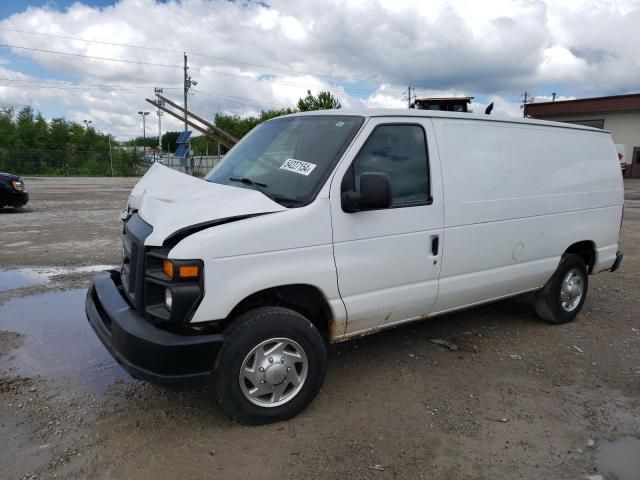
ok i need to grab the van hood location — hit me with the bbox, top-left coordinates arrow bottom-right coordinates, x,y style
128,163 -> 286,246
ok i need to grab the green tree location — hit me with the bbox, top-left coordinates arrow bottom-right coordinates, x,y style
130,135 -> 158,149
296,90 -> 341,111
0,105 -> 146,176
0,108 -> 16,148
214,107 -> 295,141
161,131 -> 181,153
33,113 -> 49,150
15,106 -> 36,149
191,135 -> 214,155
48,118 -> 70,150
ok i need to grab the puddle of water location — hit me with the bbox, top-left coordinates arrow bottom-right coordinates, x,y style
594,436 -> 640,480
0,269 -> 47,291
0,289 -> 130,392
0,265 -> 116,292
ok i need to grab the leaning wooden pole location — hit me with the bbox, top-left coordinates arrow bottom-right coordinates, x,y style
155,94 -> 238,146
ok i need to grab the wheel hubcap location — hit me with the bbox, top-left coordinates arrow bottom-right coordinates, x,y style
560,269 -> 584,312
239,337 -> 308,407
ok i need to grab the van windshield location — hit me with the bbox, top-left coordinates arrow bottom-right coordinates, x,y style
205,115 -> 364,207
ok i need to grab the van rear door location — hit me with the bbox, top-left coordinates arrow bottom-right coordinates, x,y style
330,118 -> 444,336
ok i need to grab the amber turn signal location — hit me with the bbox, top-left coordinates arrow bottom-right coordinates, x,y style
163,259 -> 174,279
178,265 -> 199,278
163,259 -> 199,279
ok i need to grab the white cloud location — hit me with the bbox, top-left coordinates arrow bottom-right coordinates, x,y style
0,0 -> 636,138
363,85 -> 407,109
538,45 -> 589,83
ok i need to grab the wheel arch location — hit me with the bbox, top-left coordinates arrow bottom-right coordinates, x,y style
564,240 -> 596,273
225,284 -> 334,340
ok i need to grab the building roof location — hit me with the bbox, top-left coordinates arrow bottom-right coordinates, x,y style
524,93 -> 640,117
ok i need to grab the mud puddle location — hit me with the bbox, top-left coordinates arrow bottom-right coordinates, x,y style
0,288 -> 130,392
594,436 -> 640,480
0,265 -> 116,292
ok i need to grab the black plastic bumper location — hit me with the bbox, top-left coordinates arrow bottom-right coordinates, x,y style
7,191 -> 28,207
86,270 -> 224,386
610,250 -> 624,272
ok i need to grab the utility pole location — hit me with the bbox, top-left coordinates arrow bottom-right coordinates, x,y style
182,53 -> 198,174
155,87 -> 164,161
521,92 -> 529,117
405,85 -> 415,109
157,110 -> 163,158
183,53 -> 188,132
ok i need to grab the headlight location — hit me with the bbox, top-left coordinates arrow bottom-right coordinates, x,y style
164,288 -> 173,310
11,180 -> 24,191
145,252 -> 204,325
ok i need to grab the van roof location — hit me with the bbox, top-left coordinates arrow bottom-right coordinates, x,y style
285,108 -> 610,133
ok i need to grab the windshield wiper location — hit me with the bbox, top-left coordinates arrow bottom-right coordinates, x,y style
229,177 -> 268,188
271,196 -> 306,207
229,176 -> 277,203
228,177 -> 305,208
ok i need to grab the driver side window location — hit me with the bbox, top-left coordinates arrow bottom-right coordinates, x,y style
346,124 -> 430,206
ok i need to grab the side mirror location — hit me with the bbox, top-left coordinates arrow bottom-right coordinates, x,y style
342,172 -> 392,213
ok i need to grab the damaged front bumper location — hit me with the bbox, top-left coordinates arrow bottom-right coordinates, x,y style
85,270 -> 224,386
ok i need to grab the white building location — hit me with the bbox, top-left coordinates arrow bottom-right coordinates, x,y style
525,93 -> 640,178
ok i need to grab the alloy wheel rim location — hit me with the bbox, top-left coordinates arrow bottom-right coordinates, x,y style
239,337 -> 308,407
560,269 -> 584,312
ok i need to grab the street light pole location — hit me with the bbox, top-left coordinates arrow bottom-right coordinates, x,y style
137,111 -> 150,154
83,119 -> 92,130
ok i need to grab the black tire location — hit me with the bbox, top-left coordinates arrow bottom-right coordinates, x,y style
534,254 -> 588,324
213,306 -> 327,425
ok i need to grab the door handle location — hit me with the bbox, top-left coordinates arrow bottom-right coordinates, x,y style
431,235 -> 439,256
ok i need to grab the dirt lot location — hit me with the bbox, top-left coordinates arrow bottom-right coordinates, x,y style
1,176 -> 639,480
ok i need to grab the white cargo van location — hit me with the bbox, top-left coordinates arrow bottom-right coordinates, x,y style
86,110 -> 624,424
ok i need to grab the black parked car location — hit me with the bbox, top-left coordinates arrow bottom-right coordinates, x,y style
0,172 -> 29,209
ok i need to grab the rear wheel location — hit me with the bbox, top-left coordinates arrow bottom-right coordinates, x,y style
213,306 -> 327,425
534,254 -> 588,324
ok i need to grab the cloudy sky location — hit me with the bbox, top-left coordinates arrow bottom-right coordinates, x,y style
0,0 -> 637,139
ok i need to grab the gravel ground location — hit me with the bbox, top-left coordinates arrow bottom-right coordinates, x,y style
0,176 -> 638,480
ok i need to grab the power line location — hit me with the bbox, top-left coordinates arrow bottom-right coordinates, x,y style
198,89 -> 291,108
0,43 -> 183,69
192,89 -> 291,110
0,26 -> 183,54
0,78 -> 291,109
0,83 -> 138,91
0,26 -> 387,88
193,69 -> 380,96
0,42 -> 385,96
0,77 -> 182,91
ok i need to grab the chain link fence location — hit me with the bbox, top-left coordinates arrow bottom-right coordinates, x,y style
0,147 -> 146,177
159,155 -> 223,177
0,148 -> 223,177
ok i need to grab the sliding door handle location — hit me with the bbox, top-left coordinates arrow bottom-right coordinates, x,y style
431,235 -> 439,256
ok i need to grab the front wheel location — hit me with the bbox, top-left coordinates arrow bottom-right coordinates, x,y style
534,254 -> 588,324
213,306 -> 327,425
